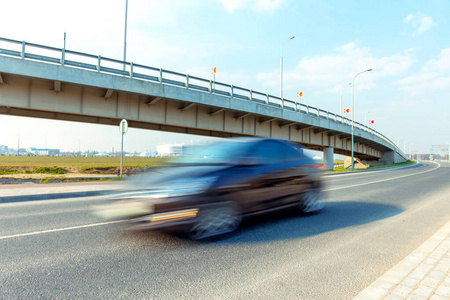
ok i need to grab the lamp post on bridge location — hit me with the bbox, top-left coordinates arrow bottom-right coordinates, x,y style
409,143 -> 414,160
351,68 -> 372,169
123,0 -> 128,72
280,36 -> 295,99
340,83 -> 351,117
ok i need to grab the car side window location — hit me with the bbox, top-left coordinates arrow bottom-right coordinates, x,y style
282,142 -> 304,161
251,141 -> 285,164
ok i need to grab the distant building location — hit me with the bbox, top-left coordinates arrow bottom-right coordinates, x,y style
156,144 -> 183,157
95,152 -> 109,157
27,148 -> 60,156
139,152 -> 157,157
0,145 -> 8,154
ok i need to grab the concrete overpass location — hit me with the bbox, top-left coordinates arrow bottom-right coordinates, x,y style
0,37 -> 407,169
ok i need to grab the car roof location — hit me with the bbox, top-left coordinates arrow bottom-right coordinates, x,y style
225,137 -> 305,148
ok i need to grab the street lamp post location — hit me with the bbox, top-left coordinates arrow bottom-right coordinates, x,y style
409,143 -> 414,160
123,0 -> 128,71
351,68 -> 372,169
340,83 -> 351,117
280,36 -> 295,99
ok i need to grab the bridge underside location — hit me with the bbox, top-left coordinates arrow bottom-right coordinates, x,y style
0,64 -> 398,163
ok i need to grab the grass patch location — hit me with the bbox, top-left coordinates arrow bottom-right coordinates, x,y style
0,169 -> 21,175
25,167 -> 69,174
325,160 -> 415,174
0,156 -> 168,175
0,156 -> 167,168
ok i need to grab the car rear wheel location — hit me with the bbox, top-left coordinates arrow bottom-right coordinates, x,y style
187,202 -> 242,240
299,188 -> 324,213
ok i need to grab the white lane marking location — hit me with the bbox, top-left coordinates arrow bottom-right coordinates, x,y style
0,220 -> 125,241
324,162 -> 441,192
1,162 -> 441,241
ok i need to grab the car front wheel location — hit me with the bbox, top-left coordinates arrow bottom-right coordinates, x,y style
187,202 -> 242,240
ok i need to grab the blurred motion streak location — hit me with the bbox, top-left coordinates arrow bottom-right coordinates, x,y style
93,137 -> 323,240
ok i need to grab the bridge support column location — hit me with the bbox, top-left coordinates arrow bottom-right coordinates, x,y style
382,150 -> 395,165
323,147 -> 334,171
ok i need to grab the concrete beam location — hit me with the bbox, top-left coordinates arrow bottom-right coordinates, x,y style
209,108 -> 225,115
314,128 -> 332,134
145,96 -> 161,105
234,112 -> 252,119
327,131 -> 345,137
104,89 -> 114,99
296,125 -> 313,130
179,102 -> 197,111
259,117 -> 276,124
54,80 -> 61,92
279,121 -> 297,127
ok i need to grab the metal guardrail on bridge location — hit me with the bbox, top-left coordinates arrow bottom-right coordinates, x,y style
0,37 -> 407,158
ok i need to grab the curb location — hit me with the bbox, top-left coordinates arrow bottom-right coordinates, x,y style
353,221 -> 450,299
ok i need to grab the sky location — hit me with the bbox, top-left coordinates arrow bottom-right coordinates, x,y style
1,0 -> 450,155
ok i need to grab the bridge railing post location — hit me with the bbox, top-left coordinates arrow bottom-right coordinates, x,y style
159,68 -> 163,83
266,94 -> 269,104
62,48 -> 65,66
185,74 -> 189,88
250,89 -> 252,101
230,85 -> 234,98
97,55 -> 101,72
130,62 -> 134,78
21,41 -> 25,59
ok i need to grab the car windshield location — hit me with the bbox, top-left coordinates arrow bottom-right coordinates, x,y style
177,141 -> 249,164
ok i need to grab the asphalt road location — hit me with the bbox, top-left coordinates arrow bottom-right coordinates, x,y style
1,161 -> 449,299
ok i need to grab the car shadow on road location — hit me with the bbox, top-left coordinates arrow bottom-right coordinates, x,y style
114,201 -> 403,246
215,201 -> 404,244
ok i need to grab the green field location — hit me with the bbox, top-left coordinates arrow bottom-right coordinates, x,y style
0,155 -> 168,174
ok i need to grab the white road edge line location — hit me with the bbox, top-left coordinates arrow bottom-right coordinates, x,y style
329,161 -> 419,178
0,220 -> 125,240
1,162 -> 441,241
324,161 -> 440,192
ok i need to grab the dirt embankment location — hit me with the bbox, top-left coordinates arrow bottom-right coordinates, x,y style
0,165 -> 153,184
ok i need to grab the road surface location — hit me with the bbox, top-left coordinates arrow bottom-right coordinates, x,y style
1,162 -> 449,299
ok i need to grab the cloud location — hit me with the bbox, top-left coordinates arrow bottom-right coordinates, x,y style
219,0 -> 285,13
256,42 -> 414,93
395,73 -> 450,96
394,48 -> 450,96
404,13 -> 437,35
423,48 -> 450,71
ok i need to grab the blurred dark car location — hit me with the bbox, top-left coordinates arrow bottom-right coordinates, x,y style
95,137 -> 323,239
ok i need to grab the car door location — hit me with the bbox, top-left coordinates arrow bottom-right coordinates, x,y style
236,140 -> 302,213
